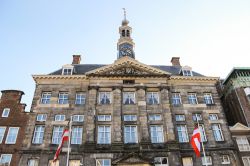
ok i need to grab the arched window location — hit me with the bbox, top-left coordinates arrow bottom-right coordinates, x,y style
126,30 -> 130,37
122,30 -> 125,37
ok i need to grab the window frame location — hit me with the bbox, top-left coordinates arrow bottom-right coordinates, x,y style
54,114 -> 66,121
2,108 -> 10,118
204,93 -> 214,105
62,68 -> 73,75
99,92 -> 111,105
40,92 -> 51,104
149,114 -> 162,121
96,159 -> 111,166
236,136 -> 250,151
221,155 -> 230,164
58,92 -> 69,104
97,126 -> 111,144
171,92 -> 182,106
75,92 -> 86,105
199,124 -> 207,142
192,113 -> 202,121
0,127 -> 6,144
97,115 -> 112,122
209,114 -> 218,121
182,69 -> 193,76
71,126 -> 83,145
0,154 -> 12,165
28,159 -> 39,166
5,127 -> 19,144
124,125 -> 138,144
72,115 -> 84,122
32,125 -> 45,144
123,92 -> 136,105
242,156 -> 250,166
182,157 -> 193,166
177,125 -> 189,143
187,93 -> 198,104
175,114 -> 185,122
212,124 -> 224,141
150,125 -> 164,143
36,114 -> 47,122
52,126 -> 64,144
123,115 -> 137,121
146,92 -> 160,105
202,156 -> 212,165
154,157 -> 168,166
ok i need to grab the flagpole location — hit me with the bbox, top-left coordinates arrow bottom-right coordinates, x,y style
66,116 -> 72,166
196,114 -> 208,166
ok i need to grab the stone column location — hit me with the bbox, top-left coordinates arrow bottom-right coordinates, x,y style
112,87 -> 122,142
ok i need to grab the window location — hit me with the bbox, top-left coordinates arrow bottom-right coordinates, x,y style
236,137 -> 250,151
204,93 -> 214,105
58,92 -> 69,104
192,113 -> 202,121
0,154 -> 12,165
212,124 -> 224,141
97,126 -> 111,144
62,68 -> 73,75
242,156 -> 250,166
183,70 -> 192,76
221,155 -> 230,164
28,159 -> 39,166
96,159 -> 111,166
99,92 -> 111,104
2,108 -> 10,117
175,115 -> 185,122
124,126 -> 138,143
52,126 -> 64,144
0,127 -> 6,143
123,115 -> 137,121
209,114 -> 218,120
154,157 -> 168,166
75,92 -> 86,105
32,126 -> 45,144
177,125 -> 189,143
97,115 -> 111,121
150,126 -> 164,143
71,126 -> 83,144
40,92 -> 51,104
187,93 -> 198,104
36,114 -> 47,122
146,92 -> 159,105
69,160 -> 81,166
199,124 -> 207,142
202,156 -> 212,165
182,157 -> 193,166
123,92 -> 135,104
171,93 -> 182,106
5,127 -> 19,144
72,115 -> 84,122
149,114 -> 162,121
48,160 -> 59,166
54,115 -> 65,121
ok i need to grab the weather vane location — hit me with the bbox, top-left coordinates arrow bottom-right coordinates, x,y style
122,8 -> 126,20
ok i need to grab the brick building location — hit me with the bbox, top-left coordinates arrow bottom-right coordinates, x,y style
19,16 -> 239,166
0,90 -> 28,166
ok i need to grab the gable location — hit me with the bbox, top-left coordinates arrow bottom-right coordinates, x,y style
112,152 -> 150,165
230,122 -> 250,132
86,56 -> 171,77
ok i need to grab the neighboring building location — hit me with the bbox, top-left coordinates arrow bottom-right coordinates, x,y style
0,90 -> 27,166
19,15 -> 239,166
220,67 -> 250,127
230,123 -> 250,166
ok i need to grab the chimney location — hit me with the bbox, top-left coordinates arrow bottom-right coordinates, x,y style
171,57 -> 181,66
72,55 -> 81,64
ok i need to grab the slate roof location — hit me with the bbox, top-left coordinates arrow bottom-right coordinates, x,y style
49,64 -> 204,76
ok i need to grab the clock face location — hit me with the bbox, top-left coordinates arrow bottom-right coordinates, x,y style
119,43 -> 134,58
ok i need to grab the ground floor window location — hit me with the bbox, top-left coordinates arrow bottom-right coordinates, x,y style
96,159 -> 111,166
28,159 -> 39,166
48,160 -> 59,166
69,160 -> 81,166
242,156 -> 250,166
202,156 -> 212,165
0,154 -> 12,165
182,157 -> 193,166
154,157 -> 168,166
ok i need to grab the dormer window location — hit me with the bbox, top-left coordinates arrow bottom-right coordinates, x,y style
62,65 -> 74,75
180,66 -> 193,76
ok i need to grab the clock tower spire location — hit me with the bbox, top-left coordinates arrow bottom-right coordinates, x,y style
117,8 -> 135,59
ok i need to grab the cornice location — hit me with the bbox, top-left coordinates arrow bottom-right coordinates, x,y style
32,75 -> 88,83
170,76 -> 219,82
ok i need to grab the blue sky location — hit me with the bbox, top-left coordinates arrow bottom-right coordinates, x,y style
1,0 -> 250,110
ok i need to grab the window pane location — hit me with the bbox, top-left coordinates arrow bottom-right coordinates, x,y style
124,115 -> 137,121
204,93 -> 213,104
124,126 -> 138,143
123,92 -> 135,104
36,114 -> 47,121
58,92 -> 69,104
0,154 -> 12,165
2,108 -> 10,117
32,126 -> 45,144
71,127 -> 83,144
182,157 -> 193,166
72,115 -> 84,122
52,126 -> 64,144
0,127 -> 6,143
99,92 -> 111,104
177,125 -> 189,143
146,92 -> 159,105
98,126 -> 111,144
150,126 -> 164,143
41,92 -> 51,104
188,93 -> 197,104
212,124 -> 224,141
175,115 -> 185,121
171,93 -> 181,105
75,93 -> 86,105
28,159 -> 39,166
96,159 -> 111,166
6,127 -> 19,144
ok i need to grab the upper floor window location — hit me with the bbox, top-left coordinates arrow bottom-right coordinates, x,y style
5,127 -> 19,144
54,115 -> 65,121
52,126 -> 64,144
221,155 -> 230,164
236,137 -> 250,151
204,93 -> 214,105
2,108 -> 10,118
58,92 -> 69,104
123,115 -> 137,121
72,115 -> 84,122
192,113 -> 202,122
124,125 -> 138,143
97,126 -> 111,144
182,70 -> 193,76
36,114 -> 47,122
123,92 -> 135,105
96,159 -> 111,166
199,124 -> 207,142
146,92 -> 159,105
149,114 -> 162,121
62,68 -> 73,75
40,92 -> 51,104
71,126 -> 83,144
171,93 -> 182,106
212,124 -> 224,141
202,156 -> 212,165
0,127 -> 6,143
75,92 -> 86,105
175,115 -> 185,122
0,154 -> 12,165
32,125 -> 45,144
154,157 -> 168,166
209,114 -> 218,120
99,92 -> 111,104
177,125 -> 189,143
98,115 -> 112,122
187,93 -> 198,104
150,125 -> 164,143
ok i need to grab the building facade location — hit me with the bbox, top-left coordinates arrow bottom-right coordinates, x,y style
0,90 -> 27,166
220,67 -> 250,127
19,16 -> 239,166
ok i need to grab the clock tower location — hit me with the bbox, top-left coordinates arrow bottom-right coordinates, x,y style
117,9 -> 135,59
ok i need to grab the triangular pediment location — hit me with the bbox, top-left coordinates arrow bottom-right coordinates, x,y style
86,56 -> 171,77
230,122 -> 250,132
112,152 -> 150,165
